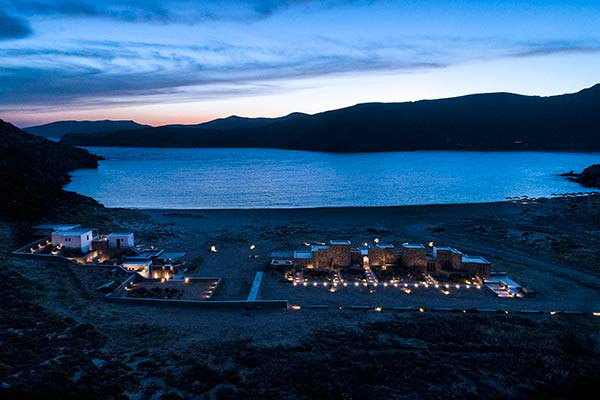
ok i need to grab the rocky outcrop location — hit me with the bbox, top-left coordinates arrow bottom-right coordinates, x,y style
567,164 -> 600,189
0,119 -> 102,218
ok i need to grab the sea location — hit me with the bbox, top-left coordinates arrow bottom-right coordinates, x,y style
64,147 -> 599,209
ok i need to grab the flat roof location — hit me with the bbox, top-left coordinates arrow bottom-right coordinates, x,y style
434,246 -> 463,254
310,244 -> 330,252
462,255 -> 490,264
329,240 -> 351,245
402,243 -> 425,249
294,250 -> 313,259
271,251 -> 294,259
371,244 -> 394,249
133,249 -> 164,257
160,252 -> 186,260
122,259 -> 152,266
53,228 -> 94,236
108,232 -> 134,237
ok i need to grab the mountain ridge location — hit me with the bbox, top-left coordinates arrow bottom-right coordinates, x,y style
58,84 -> 600,152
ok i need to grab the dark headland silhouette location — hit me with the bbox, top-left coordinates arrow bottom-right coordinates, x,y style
26,120 -> 150,138
0,120 -> 100,217
36,84 -> 600,151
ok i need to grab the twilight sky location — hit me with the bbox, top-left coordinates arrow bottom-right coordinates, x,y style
1,0 -> 600,127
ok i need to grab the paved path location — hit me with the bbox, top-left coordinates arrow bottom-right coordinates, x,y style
247,271 -> 264,301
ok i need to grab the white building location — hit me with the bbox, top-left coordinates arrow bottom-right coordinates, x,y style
51,229 -> 94,253
107,233 -> 135,249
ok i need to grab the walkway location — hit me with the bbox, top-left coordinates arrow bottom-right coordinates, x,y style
247,271 -> 264,301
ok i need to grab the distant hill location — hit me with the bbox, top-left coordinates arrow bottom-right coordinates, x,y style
164,112 -> 309,130
0,119 -> 101,218
25,120 -> 150,138
61,84 -> 600,152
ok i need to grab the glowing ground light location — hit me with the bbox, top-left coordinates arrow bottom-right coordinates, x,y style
210,245 -> 218,252
323,282 -> 328,287
289,305 -> 301,310
303,282 -> 308,286
354,282 -> 359,287
374,307 -> 382,312
184,277 -> 190,283
550,311 -> 557,315
313,282 -> 317,286
249,244 -> 256,250
418,307 -> 425,312
593,312 -> 600,317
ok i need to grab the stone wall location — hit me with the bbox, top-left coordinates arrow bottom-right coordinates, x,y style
367,247 -> 396,267
401,246 -> 427,270
434,249 -> 463,270
462,261 -> 491,278
313,243 -> 352,269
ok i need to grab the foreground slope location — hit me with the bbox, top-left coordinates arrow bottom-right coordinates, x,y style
61,84 -> 600,151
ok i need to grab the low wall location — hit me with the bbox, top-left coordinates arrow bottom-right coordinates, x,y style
105,296 -> 288,310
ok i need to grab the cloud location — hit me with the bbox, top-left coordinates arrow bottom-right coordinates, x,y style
9,0 -> 368,24
0,37 -> 447,110
0,10 -> 32,40
509,39 -> 600,58
3,35 -> 598,111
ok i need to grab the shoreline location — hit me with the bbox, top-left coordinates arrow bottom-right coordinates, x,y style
109,195 -> 597,216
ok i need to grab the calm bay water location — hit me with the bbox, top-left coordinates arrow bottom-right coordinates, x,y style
65,147 -> 599,209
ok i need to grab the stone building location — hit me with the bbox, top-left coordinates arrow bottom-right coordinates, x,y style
272,240 -> 492,279
366,244 -> 398,267
461,255 -> 492,277
400,243 -> 427,271
312,240 -> 352,269
432,246 -> 463,269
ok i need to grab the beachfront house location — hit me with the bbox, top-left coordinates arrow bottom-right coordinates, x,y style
51,228 -> 94,253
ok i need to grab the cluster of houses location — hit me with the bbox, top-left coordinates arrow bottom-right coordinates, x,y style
271,240 -> 491,279
32,224 -> 186,280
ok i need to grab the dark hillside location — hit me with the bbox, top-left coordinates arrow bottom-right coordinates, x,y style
0,119 -> 101,218
61,85 -> 600,152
